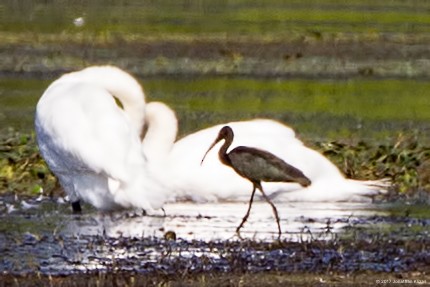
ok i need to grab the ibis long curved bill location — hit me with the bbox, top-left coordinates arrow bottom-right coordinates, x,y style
200,125 -> 312,239
200,133 -> 224,165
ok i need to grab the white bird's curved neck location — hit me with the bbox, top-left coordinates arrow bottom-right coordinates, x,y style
142,102 -> 178,162
58,66 -> 146,134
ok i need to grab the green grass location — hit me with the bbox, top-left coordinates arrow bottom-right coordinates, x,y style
140,77 -> 430,142
0,79 -> 47,107
1,0 -> 430,36
1,0 -> 430,142
145,78 -> 430,122
2,77 -> 430,141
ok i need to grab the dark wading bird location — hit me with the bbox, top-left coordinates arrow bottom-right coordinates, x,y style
201,126 -> 311,239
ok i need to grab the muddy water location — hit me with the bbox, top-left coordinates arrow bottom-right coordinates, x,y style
1,195 -> 429,277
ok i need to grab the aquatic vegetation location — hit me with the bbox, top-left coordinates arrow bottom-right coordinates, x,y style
0,130 -> 57,197
1,129 -> 429,201
316,132 -> 430,199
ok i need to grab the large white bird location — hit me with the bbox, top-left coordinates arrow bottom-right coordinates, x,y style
35,66 -> 388,214
143,102 -> 389,203
35,66 -> 167,212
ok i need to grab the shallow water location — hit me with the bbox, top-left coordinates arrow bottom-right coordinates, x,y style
1,195 -> 429,276
64,202 -> 386,241
1,0 -> 430,281
1,195 -> 384,241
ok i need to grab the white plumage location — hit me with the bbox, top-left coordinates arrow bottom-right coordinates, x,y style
35,66 -> 167,211
35,66 -> 389,213
143,102 -> 389,203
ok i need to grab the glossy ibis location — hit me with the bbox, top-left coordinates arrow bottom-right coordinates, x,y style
143,102 -> 389,203
201,125 -> 311,238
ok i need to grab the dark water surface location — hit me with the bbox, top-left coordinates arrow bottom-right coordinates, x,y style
0,195 -> 429,277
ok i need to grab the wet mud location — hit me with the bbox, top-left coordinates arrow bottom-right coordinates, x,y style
0,195 -> 429,286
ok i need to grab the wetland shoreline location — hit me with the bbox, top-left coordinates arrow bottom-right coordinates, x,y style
2,1 -> 430,285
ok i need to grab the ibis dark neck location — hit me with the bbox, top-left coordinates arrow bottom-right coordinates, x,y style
218,134 -> 233,166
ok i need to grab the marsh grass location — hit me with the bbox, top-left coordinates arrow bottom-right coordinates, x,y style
1,129 -> 429,199
2,0 -> 430,35
2,0 -> 430,143
0,131 -> 57,197
315,132 -> 430,196
3,76 -> 430,142
146,78 -> 430,122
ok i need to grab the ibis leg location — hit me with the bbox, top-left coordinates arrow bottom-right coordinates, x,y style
236,184 -> 257,236
256,183 -> 281,239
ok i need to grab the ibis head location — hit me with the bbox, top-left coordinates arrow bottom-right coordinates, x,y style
201,126 -> 233,165
201,126 -> 311,188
